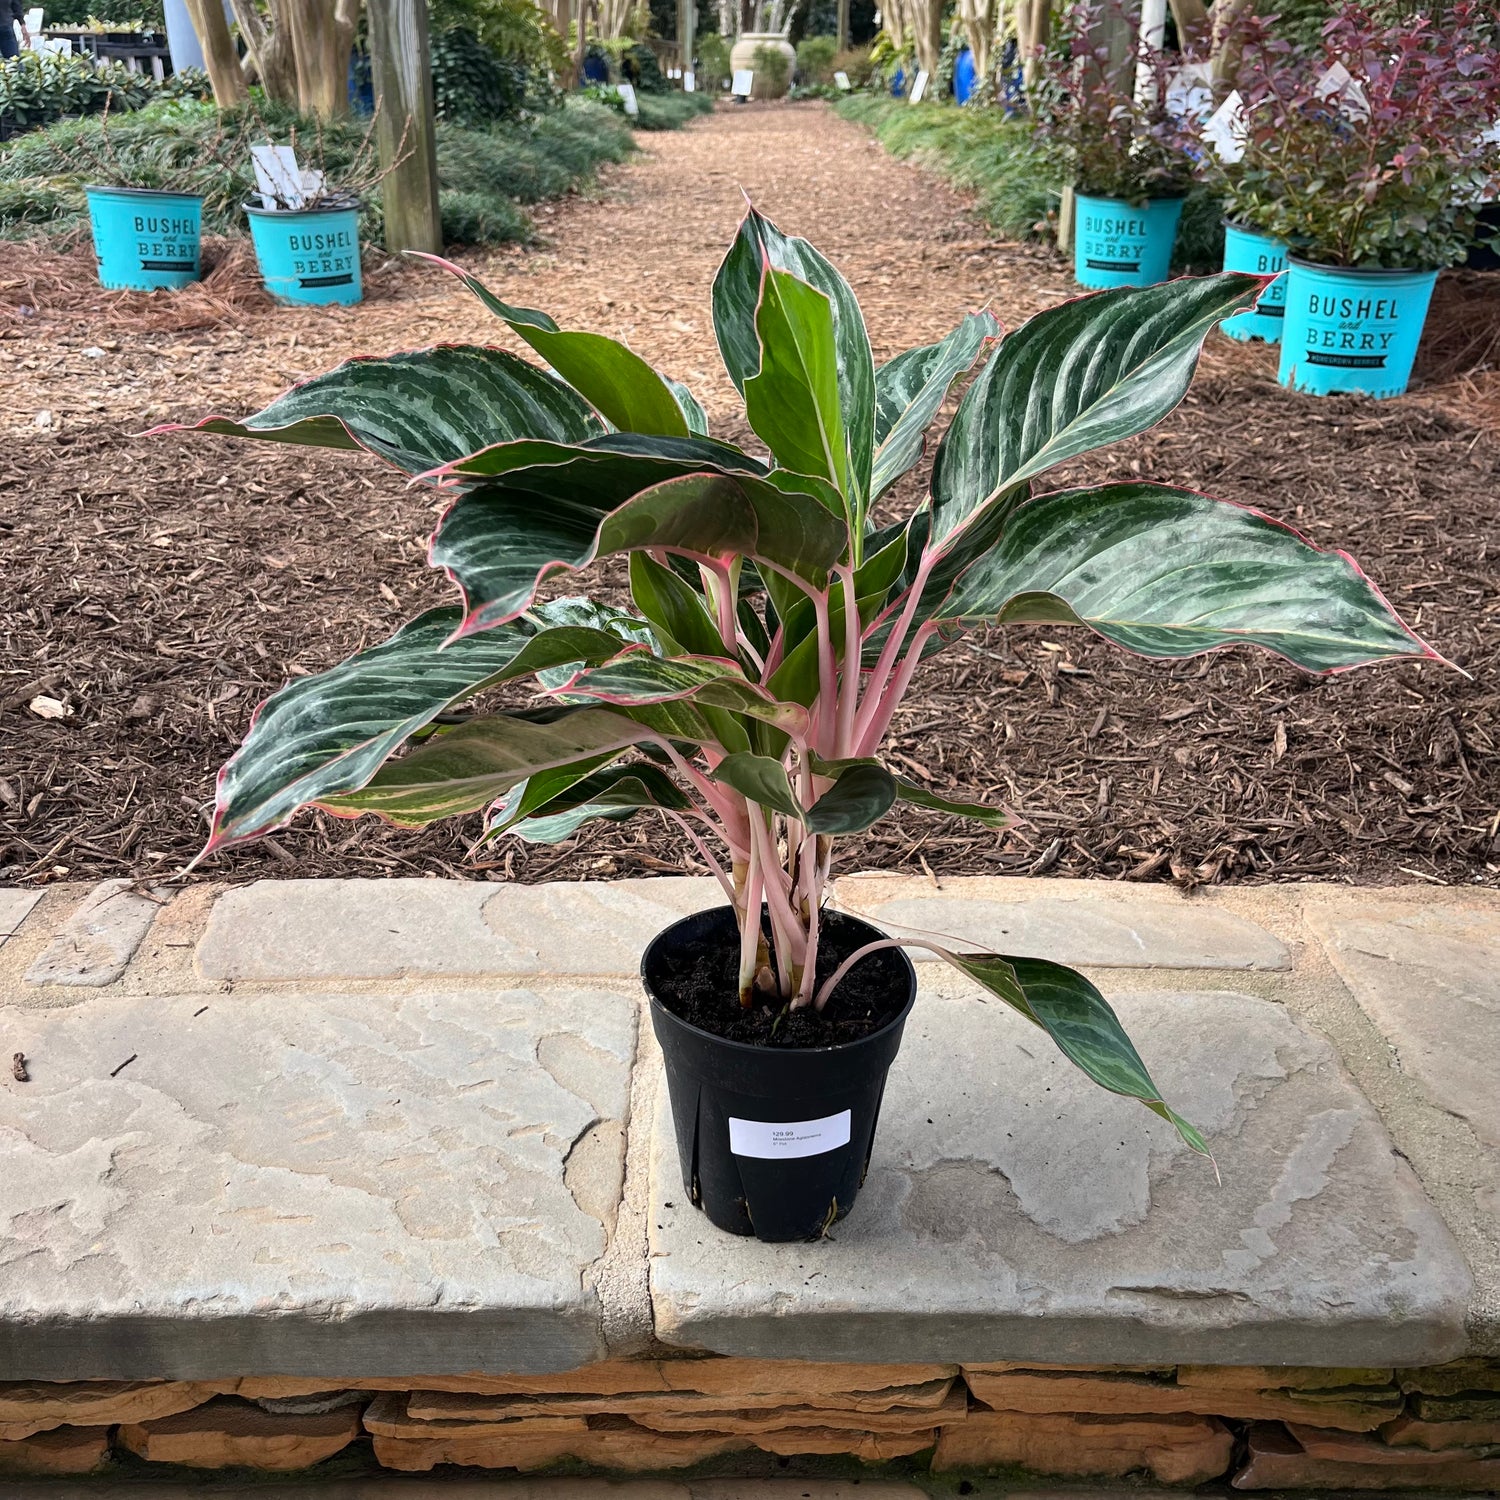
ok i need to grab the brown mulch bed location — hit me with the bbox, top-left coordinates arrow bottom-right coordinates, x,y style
2,102 -> 1497,889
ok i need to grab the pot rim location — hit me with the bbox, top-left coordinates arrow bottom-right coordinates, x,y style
1074,190 -> 1188,205
1285,253 -> 1439,278
243,198 -> 362,219
642,904 -> 917,1059
85,184 -> 204,202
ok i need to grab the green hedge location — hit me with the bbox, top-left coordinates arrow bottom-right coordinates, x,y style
835,95 -> 1225,271
0,97 -> 640,246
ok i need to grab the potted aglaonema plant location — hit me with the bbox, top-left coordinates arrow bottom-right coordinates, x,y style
1226,1 -> 1500,397
1034,1 -> 1197,290
161,210 -> 1438,1242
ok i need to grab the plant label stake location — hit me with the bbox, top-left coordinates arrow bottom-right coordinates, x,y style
834,70 -> 851,89
1202,90 -> 1245,164
908,68 -> 928,103
618,82 -> 639,116
732,68 -> 754,97
684,69 -> 696,90
251,144 -> 306,210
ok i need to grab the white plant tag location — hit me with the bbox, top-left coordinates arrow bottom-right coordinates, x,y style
252,144 -> 305,209
684,70 -> 696,90
1315,61 -> 1369,120
299,167 -> 325,201
1202,88 -> 1245,164
908,68 -> 928,102
834,70 -> 851,90
729,1109 -> 852,1160
618,81 -> 639,115
732,68 -> 754,96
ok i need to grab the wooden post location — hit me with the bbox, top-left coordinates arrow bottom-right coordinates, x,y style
836,0 -> 849,52
367,0 -> 442,254
1057,182 -> 1075,253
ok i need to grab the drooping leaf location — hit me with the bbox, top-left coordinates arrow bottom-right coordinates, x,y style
936,483 -> 1438,671
936,951 -> 1207,1156
805,762 -> 896,833
435,469 -> 851,637
204,603 -> 643,851
497,763 -> 694,844
158,346 -> 605,476
425,255 -> 689,437
744,267 -> 851,500
871,310 -> 1000,499
319,708 -> 657,826
929,274 -> 1264,548
558,648 -> 811,734
713,206 -> 876,512
892,780 -> 1008,828
710,752 -> 805,821
481,754 -> 623,838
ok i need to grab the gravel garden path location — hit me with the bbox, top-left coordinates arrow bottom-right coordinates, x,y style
3,101 -> 1497,888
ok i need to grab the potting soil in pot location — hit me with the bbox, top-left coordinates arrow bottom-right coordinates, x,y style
648,908 -> 910,1047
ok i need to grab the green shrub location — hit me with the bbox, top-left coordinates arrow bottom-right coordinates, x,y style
834,95 -> 1225,270
431,27 -> 532,126
0,52 -> 155,131
633,91 -> 714,129
0,97 -> 639,246
696,32 -> 730,89
795,34 -> 837,83
752,42 -> 791,95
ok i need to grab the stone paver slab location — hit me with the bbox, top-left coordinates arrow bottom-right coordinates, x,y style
649,987 -> 1469,1366
0,889 -> 41,948
0,985 -> 636,1381
196,877 -> 720,982
24,879 -> 162,988
832,875 -> 1289,970
1304,896 -> 1500,1159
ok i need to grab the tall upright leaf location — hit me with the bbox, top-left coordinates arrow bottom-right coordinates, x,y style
929,274 -> 1264,548
424,255 -> 690,438
713,206 -> 876,514
744,268 -> 852,501
871,310 -> 1000,499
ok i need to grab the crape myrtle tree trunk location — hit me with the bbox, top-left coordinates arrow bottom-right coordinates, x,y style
225,0 -> 362,117
958,0 -> 993,86
184,0 -> 249,105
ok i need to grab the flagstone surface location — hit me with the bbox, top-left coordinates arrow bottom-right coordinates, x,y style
0,874 -> 1496,1377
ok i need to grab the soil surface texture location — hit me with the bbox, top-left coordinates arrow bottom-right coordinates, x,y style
3,101 -> 1497,890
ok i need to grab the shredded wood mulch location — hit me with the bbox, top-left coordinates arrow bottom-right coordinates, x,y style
2,102 -> 1497,890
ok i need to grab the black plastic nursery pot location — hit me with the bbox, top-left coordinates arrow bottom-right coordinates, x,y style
643,905 -> 916,1243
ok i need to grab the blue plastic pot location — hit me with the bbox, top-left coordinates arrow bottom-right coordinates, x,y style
86,186 -> 202,291
245,202 -> 362,307
953,47 -> 976,104
1074,194 -> 1183,289
1220,222 -> 1288,343
1278,259 -> 1437,399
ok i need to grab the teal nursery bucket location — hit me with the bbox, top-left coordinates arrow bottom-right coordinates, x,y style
1220,222 -> 1288,343
86,186 -> 203,292
1278,259 -> 1437,399
1074,195 -> 1183,289
246,202 -> 362,307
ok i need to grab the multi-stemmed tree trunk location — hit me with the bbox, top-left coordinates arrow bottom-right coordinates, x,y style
958,0 -> 993,86
182,0 -> 248,106
189,0 -> 361,117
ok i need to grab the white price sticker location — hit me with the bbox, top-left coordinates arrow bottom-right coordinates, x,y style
729,1110 -> 851,1160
